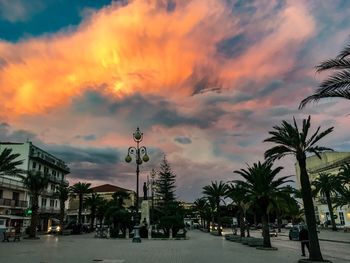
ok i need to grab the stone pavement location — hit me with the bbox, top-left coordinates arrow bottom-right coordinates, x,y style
0,230 -> 348,263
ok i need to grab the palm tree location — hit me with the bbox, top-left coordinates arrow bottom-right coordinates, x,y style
334,186 -> 350,209
202,181 -> 228,236
194,198 -> 209,229
85,193 -> 103,231
264,116 -> 333,261
234,161 -> 291,248
312,173 -> 340,231
22,170 -> 49,238
338,163 -> 350,185
300,43 -> 350,108
0,148 -> 24,176
226,183 -> 250,237
54,185 -> 69,231
70,182 -> 92,225
112,191 -> 130,208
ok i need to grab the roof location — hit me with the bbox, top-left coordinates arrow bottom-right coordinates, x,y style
91,184 -> 132,193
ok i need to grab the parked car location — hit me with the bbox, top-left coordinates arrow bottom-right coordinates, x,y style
269,228 -> 278,237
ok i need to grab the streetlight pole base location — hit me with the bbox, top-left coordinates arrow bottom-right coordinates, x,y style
132,224 -> 141,243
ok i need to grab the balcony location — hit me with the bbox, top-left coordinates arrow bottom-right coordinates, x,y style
0,198 -> 28,208
38,207 -> 60,214
0,176 -> 25,190
30,152 -> 70,173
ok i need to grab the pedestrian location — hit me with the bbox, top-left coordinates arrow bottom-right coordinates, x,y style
299,226 -> 310,257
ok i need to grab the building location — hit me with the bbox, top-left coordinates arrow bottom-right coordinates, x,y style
0,142 -> 70,231
295,152 -> 350,227
66,184 -> 135,224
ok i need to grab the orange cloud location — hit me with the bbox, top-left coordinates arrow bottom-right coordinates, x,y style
0,0 -> 315,116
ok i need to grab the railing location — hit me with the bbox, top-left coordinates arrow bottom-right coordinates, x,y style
31,152 -> 70,173
38,207 -> 60,214
0,176 -> 25,189
0,198 -> 28,208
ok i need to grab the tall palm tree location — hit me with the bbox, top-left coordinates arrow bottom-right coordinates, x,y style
202,181 -> 228,236
22,170 -> 49,238
226,183 -> 250,237
312,173 -> 340,231
300,43 -> 350,108
194,197 -> 209,229
70,182 -> 92,225
264,116 -> 333,261
234,161 -> 291,248
85,193 -> 103,231
54,185 -> 69,231
0,148 -> 24,176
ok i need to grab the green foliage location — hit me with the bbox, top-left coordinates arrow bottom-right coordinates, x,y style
70,182 -> 93,224
300,42 -> 350,108
159,214 -> 185,236
0,148 -> 24,176
156,155 -> 176,205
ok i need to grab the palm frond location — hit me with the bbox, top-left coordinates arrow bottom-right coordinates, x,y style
316,58 -> 350,72
336,44 -> 350,59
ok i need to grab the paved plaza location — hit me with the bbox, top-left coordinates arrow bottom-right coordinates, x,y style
0,229 -> 349,263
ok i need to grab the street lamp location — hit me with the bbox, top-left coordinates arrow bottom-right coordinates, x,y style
125,127 -> 149,242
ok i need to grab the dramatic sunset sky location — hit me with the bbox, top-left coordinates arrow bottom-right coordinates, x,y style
1,0 -> 350,201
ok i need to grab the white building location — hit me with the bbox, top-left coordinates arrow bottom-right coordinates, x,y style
0,142 -> 69,231
295,152 -> 350,227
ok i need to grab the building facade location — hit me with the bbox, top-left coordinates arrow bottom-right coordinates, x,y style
0,142 -> 70,231
295,152 -> 350,227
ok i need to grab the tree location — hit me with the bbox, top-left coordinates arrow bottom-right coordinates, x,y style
85,193 -> 103,231
54,185 -> 69,231
202,181 -> 228,236
334,186 -> 350,209
70,182 -> 92,225
194,198 -> 209,229
264,116 -> 333,261
226,183 -> 250,237
300,42 -> 350,108
234,161 -> 291,248
0,148 -> 24,176
312,173 -> 340,231
22,170 -> 49,238
112,191 -> 130,208
338,163 -> 350,185
156,156 -> 176,215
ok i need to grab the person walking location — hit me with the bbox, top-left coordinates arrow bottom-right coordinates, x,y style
299,226 -> 310,257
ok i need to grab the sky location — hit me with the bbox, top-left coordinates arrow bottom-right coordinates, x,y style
1,0 -> 350,202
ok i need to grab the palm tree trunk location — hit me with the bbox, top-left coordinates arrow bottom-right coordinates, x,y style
217,201 -> 222,236
59,200 -> 65,230
277,213 -> 282,233
78,194 -> 83,224
239,209 -> 245,238
90,208 -> 95,231
29,196 -> 39,238
325,191 -> 337,231
262,212 -> 271,247
298,156 -> 324,261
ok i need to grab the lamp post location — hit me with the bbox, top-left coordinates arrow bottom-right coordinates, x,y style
125,127 -> 149,243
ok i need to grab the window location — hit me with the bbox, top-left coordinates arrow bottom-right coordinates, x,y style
0,189 -> 3,199
32,162 -> 36,169
50,199 -> 54,207
38,164 -> 41,171
44,167 -> 48,174
50,184 -> 55,191
41,198 -> 47,208
55,200 -> 58,208
52,170 -> 56,176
